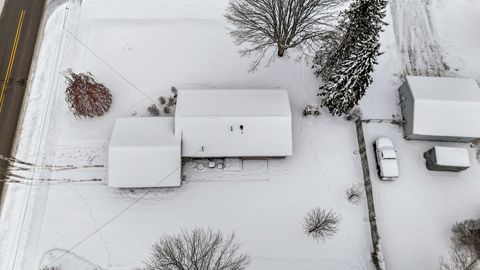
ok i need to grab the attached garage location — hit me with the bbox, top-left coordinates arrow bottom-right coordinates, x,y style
108,117 -> 181,188
175,89 -> 293,157
399,76 -> 480,142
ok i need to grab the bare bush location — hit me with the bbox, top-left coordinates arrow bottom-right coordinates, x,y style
64,69 -> 112,118
40,266 -> 62,270
145,228 -> 250,270
440,245 -> 480,270
345,184 -> 362,204
303,208 -> 340,240
453,218 -> 480,255
225,0 -> 342,70
159,96 -> 166,105
163,106 -> 171,114
147,104 -> 160,116
167,96 -> 176,107
171,86 -> 178,98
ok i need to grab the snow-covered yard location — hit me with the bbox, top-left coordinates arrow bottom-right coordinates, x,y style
1,0 -> 480,269
1,0 -> 373,269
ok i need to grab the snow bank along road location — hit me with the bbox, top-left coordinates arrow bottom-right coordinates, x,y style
390,0 -> 448,76
0,0 -> 46,196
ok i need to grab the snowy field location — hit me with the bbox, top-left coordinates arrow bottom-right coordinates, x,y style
1,0 -> 480,269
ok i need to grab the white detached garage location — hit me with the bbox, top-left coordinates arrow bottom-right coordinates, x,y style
108,117 -> 181,188
399,76 -> 480,142
175,89 -> 293,157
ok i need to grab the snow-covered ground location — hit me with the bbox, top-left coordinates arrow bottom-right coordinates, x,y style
390,0 -> 448,76
364,123 -> 480,270
1,0 -> 480,269
431,0 -> 480,81
1,1 -> 373,269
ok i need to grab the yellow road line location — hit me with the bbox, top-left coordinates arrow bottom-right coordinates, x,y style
0,10 -> 26,112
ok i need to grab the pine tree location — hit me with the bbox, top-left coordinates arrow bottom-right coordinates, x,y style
317,0 -> 387,116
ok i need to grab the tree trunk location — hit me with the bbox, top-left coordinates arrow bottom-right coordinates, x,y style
277,46 -> 285,57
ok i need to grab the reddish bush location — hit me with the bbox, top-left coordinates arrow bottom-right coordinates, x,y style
65,69 -> 112,118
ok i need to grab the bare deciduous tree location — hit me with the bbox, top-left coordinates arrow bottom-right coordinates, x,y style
440,246 -> 480,270
64,69 -> 112,118
225,0 -> 342,70
303,208 -> 340,240
145,228 -> 250,270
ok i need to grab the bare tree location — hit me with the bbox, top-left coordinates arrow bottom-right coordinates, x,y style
145,228 -> 250,270
440,246 -> 480,270
225,0 -> 342,70
64,69 -> 112,118
303,208 -> 340,240
345,184 -> 362,204
453,218 -> 480,255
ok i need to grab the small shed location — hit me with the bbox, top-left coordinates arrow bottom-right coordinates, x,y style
108,117 -> 181,188
399,76 -> 480,142
175,89 -> 293,157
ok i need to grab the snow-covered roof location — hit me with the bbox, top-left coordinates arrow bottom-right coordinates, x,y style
108,117 -> 181,188
434,146 -> 470,167
407,76 -> 480,138
175,89 -> 291,117
175,89 -> 293,157
110,117 -> 179,148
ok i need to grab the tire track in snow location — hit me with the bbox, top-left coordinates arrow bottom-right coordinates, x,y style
390,0 -> 449,76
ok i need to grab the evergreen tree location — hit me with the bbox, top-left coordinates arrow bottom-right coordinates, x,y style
316,0 -> 387,116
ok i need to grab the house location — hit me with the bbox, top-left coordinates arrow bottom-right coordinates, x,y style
399,76 -> 480,142
108,89 -> 293,188
175,89 -> 293,157
108,117 -> 181,188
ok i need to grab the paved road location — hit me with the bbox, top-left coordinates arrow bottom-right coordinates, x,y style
0,0 -> 46,195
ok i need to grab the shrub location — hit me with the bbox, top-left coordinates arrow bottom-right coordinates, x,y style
440,245 -> 480,270
163,106 -> 171,114
452,218 -> 480,255
159,96 -> 166,105
344,107 -> 363,121
345,184 -> 362,204
40,266 -> 62,270
167,96 -> 176,107
147,104 -> 160,116
171,86 -> 178,97
303,208 -> 340,240
64,69 -> 112,118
